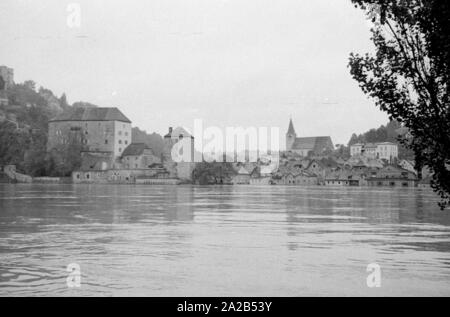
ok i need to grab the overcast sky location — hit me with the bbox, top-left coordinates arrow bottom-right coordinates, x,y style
0,0 -> 389,146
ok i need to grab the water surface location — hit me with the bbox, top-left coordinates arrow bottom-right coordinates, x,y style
0,184 -> 449,296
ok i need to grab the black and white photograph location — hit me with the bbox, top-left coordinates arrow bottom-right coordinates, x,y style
0,0 -> 449,300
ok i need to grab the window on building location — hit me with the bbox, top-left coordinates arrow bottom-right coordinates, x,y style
125,140 -> 128,145
119,140 -> 122,144
86,173 -> 90,179
105,139 -> 108,144
118,131 -> 122,136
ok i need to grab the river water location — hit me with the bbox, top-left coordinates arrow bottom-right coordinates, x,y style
0,184 -> 449,296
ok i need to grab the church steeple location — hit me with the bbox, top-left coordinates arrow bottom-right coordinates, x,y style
286,117 -> 297,151
287,117 -> 296,136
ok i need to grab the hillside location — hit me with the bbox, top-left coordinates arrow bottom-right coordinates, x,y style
0,79 -> 165,176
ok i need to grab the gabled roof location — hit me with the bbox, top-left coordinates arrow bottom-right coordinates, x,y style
164,126 -> 193,138
325,169 -> 357,180
400,159 -> 415,166
292,136 -> 333,153
380,165 -> 408,173
122,143 -> 152,157
293,170 -> 317,178
260,165 -> 277,175
237,166 -> 250,175
50,107 -> 131,123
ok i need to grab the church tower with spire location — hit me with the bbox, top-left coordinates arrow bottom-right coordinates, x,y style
286,118 -> 297,151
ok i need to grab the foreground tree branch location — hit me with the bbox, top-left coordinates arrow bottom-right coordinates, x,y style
349,0 -> 450,209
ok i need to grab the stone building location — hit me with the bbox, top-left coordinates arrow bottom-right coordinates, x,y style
286,118 -> 334,156
305,158 -> 338,184
366,165 -> 417,187
232,166 -> 251,184
47,107 -> 132,159
324,169 -> 361,186
163,126 -> 195,162
293,171 -> 318,186
163,126 -> 196,181
72,143 -> 173,184
350,142 -> 398,161
121,143 -> 161,169
271,170 -> 318,186
72,167 -> 171,184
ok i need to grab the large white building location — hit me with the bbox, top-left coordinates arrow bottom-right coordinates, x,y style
48,107 -> 132,159
350,142 -> 398,161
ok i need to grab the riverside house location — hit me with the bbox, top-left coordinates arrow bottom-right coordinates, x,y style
232,166 -> 251,184
366,165 -> 417,187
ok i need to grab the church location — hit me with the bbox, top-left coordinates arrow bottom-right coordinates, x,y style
286,118 -> 334,157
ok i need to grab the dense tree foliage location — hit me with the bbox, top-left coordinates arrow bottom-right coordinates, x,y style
0,76 -> 5,90
349,0 -> 450,208
132,127 -> 165,158
192,162 -> 235,185
0,82 -> 69,177
72,101 -> 100,108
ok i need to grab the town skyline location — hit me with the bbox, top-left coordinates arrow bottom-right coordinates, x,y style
0,0 -> 390,145
2,0 -> 448,299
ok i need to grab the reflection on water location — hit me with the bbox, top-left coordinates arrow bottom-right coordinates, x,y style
0,184 -> 449,296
